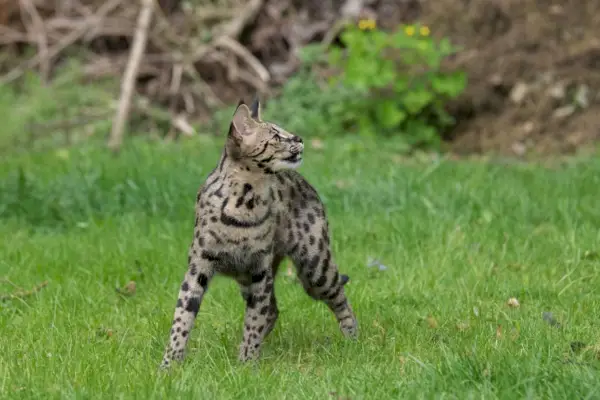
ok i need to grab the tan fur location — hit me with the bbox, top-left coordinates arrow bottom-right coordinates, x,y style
160,97 -> 357,368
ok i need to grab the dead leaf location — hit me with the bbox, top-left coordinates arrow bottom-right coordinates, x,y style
96,326 -> 114,339
310,138 -> 324,150
334,180 -> 348,189
116,280 -> 136,296
507,297 -> 520,308
496,325 -> 503,339
456,321 -> 470,332
427,315 -> 438,329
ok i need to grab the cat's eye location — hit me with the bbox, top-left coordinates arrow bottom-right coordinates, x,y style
273,135 -> 281,142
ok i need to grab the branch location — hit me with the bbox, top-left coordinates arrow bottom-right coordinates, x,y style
0,0 -> 123,85
107,0 -> 155,152
0,280 -> 48,301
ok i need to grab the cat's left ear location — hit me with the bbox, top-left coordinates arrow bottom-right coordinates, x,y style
250,94 -> 261,121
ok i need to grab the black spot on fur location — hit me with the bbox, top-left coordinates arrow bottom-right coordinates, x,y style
307,213 -> 315,224
197,273 -> 209,289
176,299 -> 183,308
235,196 -> 245,208
246,198 -> 255,209
315,274 -> 327,287
341,274 -> 349,285
181,281 -> 189,292
201,250 -> 221,262
308,255 -> 320,270
220,203 -> 272,228
251,270 -> 267,283
327,284 -> 342,300
185,297 -> 200,316
246,294 -> 257,308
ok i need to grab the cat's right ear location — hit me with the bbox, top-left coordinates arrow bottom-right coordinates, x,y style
229,101 -> 253,140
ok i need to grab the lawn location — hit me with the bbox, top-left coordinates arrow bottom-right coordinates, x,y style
1,136 -> 599,399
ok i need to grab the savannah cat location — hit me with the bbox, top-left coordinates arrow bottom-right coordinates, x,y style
160,97 -> 358,368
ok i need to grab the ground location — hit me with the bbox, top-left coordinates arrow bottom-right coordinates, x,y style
417,0 -> 600,155
1,136 -> 599,398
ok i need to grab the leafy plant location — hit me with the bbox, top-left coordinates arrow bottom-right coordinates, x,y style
322,21 -> 467,149
211,21 -> 466,153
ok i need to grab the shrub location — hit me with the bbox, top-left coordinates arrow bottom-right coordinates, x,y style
243,20 -> 467,152
325,21 -> 467,149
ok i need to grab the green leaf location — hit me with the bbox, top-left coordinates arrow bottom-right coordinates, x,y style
402,90 -> 434,114
404,120 -> 441,147
372,61 -> 396,88
431,72 -> 467,97
327,47 -> 344,67
358,115 -> 376,137
376,100 -> 406,128
437,38 -> 457,56
393,77 -> 410,92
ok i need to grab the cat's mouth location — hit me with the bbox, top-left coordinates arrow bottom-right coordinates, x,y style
283,152 -> 302,163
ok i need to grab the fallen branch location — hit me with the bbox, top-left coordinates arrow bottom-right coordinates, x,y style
215,36 -> 270,83
107,0 -> 154,152
0,280 -> 49,301
19,0 -> 50,81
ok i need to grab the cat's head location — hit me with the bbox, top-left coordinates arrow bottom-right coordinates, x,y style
226,97 -> 304,173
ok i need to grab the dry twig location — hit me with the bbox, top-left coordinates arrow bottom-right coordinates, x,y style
108,0 -> 155,152
0,0 -> 123,85
0,280 -> 49,301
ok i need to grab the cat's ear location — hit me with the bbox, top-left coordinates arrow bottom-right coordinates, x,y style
249,94 -> 261,121
229,101 -> 254,139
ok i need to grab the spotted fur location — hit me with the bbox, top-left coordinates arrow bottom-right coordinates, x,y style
159,97 -> 358,368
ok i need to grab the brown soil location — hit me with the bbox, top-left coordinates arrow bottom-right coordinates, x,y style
419,0 -> 600,155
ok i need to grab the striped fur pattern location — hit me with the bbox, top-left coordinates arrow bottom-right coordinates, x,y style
160,97 -> 357,368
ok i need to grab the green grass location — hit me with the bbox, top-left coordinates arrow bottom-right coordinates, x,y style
1,135 -> 600,399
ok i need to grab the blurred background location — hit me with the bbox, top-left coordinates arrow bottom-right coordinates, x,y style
1,0 -> 599,156
2,3 -> 600,396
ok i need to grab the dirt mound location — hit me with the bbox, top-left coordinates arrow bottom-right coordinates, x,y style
421,0 -> 600,154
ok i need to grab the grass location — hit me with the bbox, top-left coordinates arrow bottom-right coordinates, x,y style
1,135 -> 600,399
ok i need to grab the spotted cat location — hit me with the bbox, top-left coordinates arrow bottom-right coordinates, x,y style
160,97 -> 358,368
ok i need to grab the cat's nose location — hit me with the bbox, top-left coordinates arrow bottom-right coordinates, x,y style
292,135 -> 303,144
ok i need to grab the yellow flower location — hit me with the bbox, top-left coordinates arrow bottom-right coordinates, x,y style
404,25 -> 415,36
419,26 -> 430,36
358,18 -> 376,31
